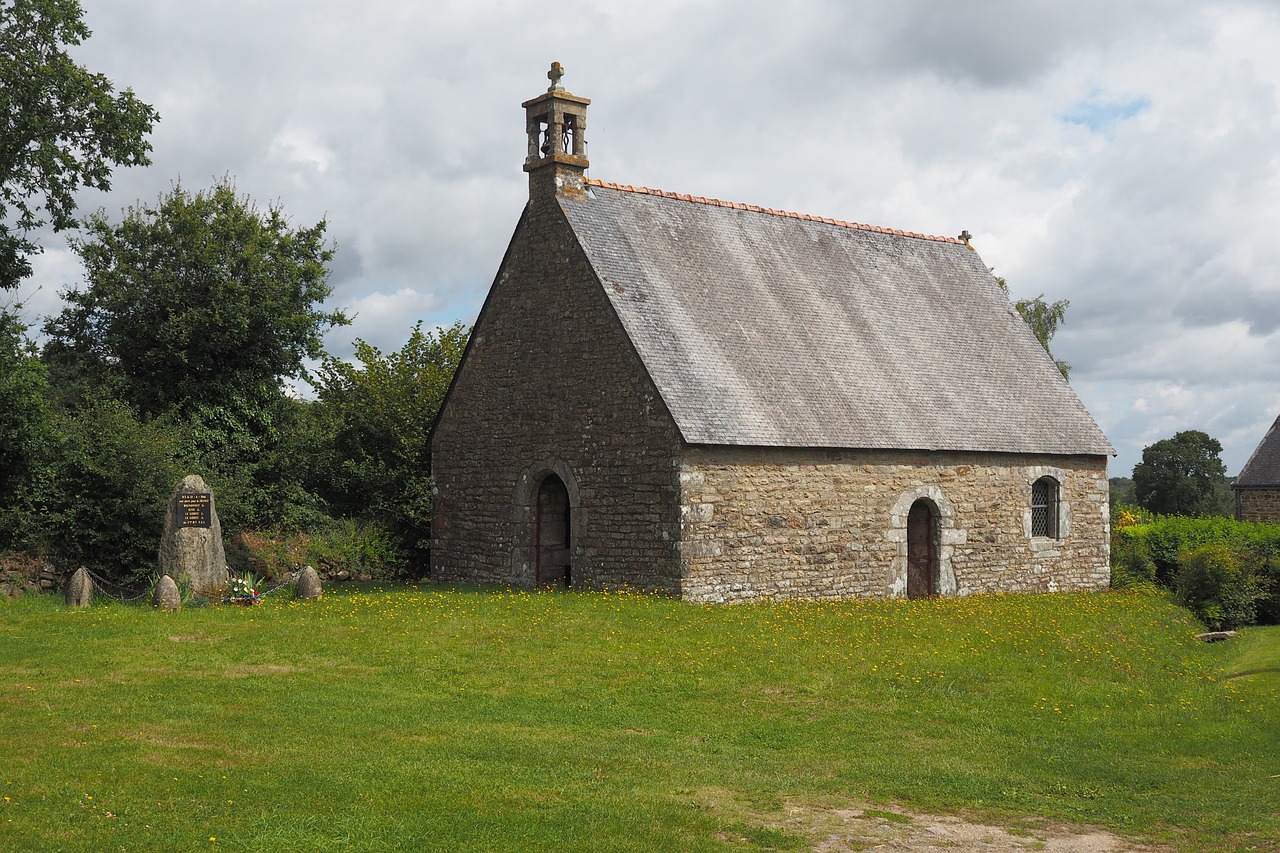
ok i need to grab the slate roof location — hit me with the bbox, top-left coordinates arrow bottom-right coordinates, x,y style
559,180 -> 1114,456
1236,414 -> 1280,487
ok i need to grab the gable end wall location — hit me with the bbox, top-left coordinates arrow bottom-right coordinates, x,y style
430,197 -> 684,591
678,446 -> 1110,603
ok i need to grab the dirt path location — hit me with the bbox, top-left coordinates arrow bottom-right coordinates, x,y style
805,808 -> 1166,852
698,789 -> 1173,852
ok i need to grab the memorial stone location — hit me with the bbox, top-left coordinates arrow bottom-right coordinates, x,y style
65,566 -> 92,607
152,574 -> 181,611
158,475 -> 228,594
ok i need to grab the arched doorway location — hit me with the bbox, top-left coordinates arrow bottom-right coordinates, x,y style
906,499 -> 937,599
535,474 -> 571,587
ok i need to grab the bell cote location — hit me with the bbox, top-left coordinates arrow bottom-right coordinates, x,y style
523,62 -> 590,201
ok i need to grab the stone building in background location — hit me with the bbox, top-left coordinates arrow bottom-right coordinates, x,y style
429,66 -> 1115,603
1235,414 -> 1280,523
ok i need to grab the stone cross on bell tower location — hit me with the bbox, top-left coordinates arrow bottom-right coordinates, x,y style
523,62 -> 590,201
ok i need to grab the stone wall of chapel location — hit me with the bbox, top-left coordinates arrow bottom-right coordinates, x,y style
430,197 -> 684,592
678,446 -> 1110,603
1237,488 -> 1280,523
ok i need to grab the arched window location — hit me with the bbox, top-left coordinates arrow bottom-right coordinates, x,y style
1031,477 -> 1060,538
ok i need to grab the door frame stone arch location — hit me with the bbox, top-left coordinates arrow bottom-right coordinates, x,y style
510,458 -> 585,586
887,485 -> 965,598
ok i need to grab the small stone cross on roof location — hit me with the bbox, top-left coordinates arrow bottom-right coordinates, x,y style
548,62 -> 565,92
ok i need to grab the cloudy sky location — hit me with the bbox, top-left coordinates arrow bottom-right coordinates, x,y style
16,0 -> 1280,477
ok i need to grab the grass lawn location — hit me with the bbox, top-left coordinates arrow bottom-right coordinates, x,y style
1,586 -> 1276,851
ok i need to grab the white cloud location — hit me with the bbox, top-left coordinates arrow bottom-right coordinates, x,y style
267,128 -> 334,175
325,288 -> 442,360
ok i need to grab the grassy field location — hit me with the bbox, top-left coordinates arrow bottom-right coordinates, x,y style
1,585 -> 1276,851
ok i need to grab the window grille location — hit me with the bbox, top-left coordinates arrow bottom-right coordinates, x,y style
1031,477 -> 1059,538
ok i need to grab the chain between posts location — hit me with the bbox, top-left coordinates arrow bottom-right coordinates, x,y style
79,567 -> 299,606
82,567 -> 150,603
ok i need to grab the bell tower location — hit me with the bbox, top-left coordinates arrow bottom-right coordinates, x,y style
523,62 -> 590,201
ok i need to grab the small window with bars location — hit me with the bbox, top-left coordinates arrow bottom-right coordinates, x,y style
1031,477 -> 1059,538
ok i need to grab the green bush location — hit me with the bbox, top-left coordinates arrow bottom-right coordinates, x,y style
1110,529 -> 1157,588
1112,516 -> 1280,626
1123,516 -> 1280,584
231,518 -> 409,582
0,311 -> 52,550
40,402 -> 192,586
309,321 -> 468,562
1254,546 -> 1280,625
311,518 -> 408,579
1174,543 -> 1265,630
184,396 -> 332,533
1111,503 -> 1156,527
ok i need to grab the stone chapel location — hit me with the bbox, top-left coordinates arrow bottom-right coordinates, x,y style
429,65 -> 1115,603
1235,413 -> 1280,523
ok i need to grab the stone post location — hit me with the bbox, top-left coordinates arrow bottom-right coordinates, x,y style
65,567 -> 92,607
152,574 -> 181,611
296,565 -> 322,600
158,475 -> 228,594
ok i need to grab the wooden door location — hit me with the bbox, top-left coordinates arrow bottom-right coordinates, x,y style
535,475 -> 571,587
906,500 -> 936,599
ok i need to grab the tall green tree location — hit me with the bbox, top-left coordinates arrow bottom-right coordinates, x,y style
45,179 -> 347,418
995,276 -> 1071,380
0,0 -> 158,289
1132,430 -> 1230,517
42,179 -> 348,524
311,321 -> 469,558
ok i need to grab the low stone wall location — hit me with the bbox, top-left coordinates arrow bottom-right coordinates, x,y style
1237,488 -> 1280,523
0,554 -> 59,599
678,446 -> 1110,603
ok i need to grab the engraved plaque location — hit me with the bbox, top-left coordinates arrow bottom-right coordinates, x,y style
177,493 -> 212,529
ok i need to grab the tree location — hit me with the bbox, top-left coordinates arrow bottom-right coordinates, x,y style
1132,430 -> 1230,517
42,179 -> 348,524
994,276 -> 1071,380
311,321 -> 469,559
1108,476 -> 1136,510
0,308 -> 50,547
0,0 -> 158,289
44,179 -> 347,416
0,309 -> 45,485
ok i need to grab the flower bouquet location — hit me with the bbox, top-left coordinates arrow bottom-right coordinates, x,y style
225,571 -> 262,606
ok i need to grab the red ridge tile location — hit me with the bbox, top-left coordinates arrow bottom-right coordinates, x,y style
584,178 -> 962,244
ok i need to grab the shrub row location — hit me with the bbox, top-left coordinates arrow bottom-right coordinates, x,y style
229,518 -> 409,583
1112,508 -> 1280,629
